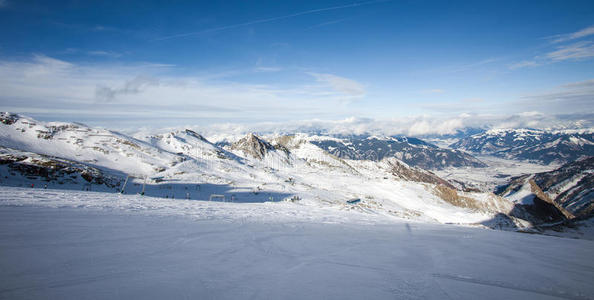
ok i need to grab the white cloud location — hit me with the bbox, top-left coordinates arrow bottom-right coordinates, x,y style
185,112 -> 592,139
517,111 -> 544,117
546,41 -> 594,61
2,55 -> 591,134
30,54 -> 73,73
562,78 -> 594,88
0,55 -> 363,127
508,60 -> 540,70
87,50 -> 123,58
550,25 -> 594,43
308,72 -> 365,97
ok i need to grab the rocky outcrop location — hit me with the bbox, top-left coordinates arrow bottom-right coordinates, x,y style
0,147 -> 123,188
231,133 -> 275,159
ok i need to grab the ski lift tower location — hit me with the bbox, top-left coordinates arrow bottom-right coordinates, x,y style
120,174 -> 147,195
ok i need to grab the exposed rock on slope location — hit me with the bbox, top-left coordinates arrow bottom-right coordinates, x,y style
0,147 -> 123,189
230,133 -> 276,159
385,158 -> 456,189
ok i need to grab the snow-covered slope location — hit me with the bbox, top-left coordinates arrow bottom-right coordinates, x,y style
142,129 -> 228,160
0,113 -> 539,228
451,128 -> 594,164
1,190 -> 594,299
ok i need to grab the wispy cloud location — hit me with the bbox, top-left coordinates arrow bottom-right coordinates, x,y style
420,89 -> 445,94
511,25 -> 594,69
508,60 -> 540,70
546,40 -> 594,61
154,0 -> 390,41
308,72 -> 365,97
87,50 -> 123,58
562,78 -> 594,88
549,25 -> 594,43
60,48 -> 124,58
254,66 -> 282,73
517,78 -> 594,114
92,25 -> 121,32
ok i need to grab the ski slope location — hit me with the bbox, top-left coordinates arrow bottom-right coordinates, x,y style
0,188 -> 593,299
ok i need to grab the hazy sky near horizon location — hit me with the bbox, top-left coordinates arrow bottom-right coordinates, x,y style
0,0 -> 593,133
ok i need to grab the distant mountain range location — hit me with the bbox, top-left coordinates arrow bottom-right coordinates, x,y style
309,135 -> 486,170
451,128 -> 594,164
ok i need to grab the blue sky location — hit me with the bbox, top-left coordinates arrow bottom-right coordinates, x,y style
0,0 -> 593,134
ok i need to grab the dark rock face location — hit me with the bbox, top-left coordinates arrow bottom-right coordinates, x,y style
311,136 -> 486,170
451,129 -> 594,164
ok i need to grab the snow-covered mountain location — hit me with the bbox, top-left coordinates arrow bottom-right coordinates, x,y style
308,135 -> 487,170
0,112 -> 179,176
0,113 -> 527,228
0,146 -> 123,191
497,156 -> 594,221
451,128 -> 594,164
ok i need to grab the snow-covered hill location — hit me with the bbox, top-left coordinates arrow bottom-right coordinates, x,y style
451,128 -> 594,164
0,113 -> 525,228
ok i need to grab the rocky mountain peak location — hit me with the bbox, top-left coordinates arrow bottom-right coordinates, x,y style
231,133 -> 274,159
